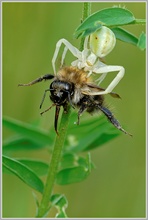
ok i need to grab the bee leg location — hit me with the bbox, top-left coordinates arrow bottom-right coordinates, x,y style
54,105 -> 61,135
40,103 -> 55,115
67,92 -> 75,109
63,103 -> 68,114
40,89 -> 51,109
77,102 -> 88,125
18,74 -> 54,87
98,105 -> 132,136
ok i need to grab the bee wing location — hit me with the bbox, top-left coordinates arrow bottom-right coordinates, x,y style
109,92 -> 121,99
82,83 -> 121,99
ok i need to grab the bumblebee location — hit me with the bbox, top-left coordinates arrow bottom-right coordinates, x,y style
18,66 -> 132,136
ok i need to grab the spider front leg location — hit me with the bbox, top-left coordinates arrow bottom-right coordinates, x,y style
96,72 -> 108,85
87,65 -> 125,95
52,39 -> 81,74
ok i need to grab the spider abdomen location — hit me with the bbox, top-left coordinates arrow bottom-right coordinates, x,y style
89,26 -> 116,58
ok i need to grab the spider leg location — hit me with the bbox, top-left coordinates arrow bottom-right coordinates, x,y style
52,39 -> 81,74
18,74 -> 54,87
97,105 -> 132,136
88,65 -> 125,95
84,36 -> 89,49
95,72 -> 108,85
86,58 -> 107,79
85,83 -> 121,99
86,70 -> 93,78
61,46 -> 68,68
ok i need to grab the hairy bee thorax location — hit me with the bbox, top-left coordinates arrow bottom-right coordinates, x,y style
55,66 -> 92,105
56,66 -> 92,88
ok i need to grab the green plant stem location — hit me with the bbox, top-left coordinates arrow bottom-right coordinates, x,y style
134,19 -> 146,25
37,106 -> 72,217
79,2 -> 91,51
36,2 -> 91,217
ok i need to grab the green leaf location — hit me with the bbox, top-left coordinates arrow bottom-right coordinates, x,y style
59,152 -> 94,170
84,130 -> 120,152
59,153 -> 76,169
65,114 -> 120,153
50,194 -> 68,218
56,153 -> 92,185
18,159 -> 49,176
56,166 -> 89,185
78,153 -> 93,171
3,159 -> 49,176
3,136 -> 44,154
2,155 -> 44,193
111,27 -> 138,45
3,116 -> 54,150
74,7 -> 135,38
137,32 -> 146,50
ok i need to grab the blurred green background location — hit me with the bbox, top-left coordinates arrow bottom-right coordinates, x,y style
2,2 -> 146,218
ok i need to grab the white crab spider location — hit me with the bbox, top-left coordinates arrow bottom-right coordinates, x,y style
52,26 -> 125,95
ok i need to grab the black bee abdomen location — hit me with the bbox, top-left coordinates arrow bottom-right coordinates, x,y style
77,94 -> 104,114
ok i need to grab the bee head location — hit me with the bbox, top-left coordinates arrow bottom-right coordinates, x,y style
50,80 -> 74,105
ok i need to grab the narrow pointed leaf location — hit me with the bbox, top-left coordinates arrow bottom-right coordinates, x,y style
17,159 -> 49,176
64,114 -> 120,153
3,158 -> 49,176
3,136 -> 44,154
2,155 -> 44,193
111,27 -> 138,45
3,116 -> 54,148
84,130 -> 120,152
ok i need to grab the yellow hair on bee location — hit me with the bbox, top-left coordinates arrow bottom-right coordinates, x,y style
57,66 -> 92,88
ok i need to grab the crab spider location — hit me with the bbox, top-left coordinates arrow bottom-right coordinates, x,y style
52,26 -> 125,95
